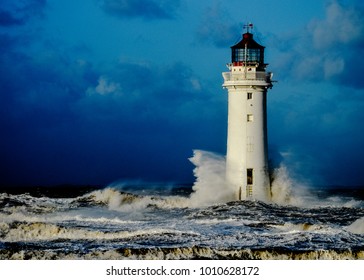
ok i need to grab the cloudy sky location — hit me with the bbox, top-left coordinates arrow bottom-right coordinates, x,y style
1,0 -> 364,187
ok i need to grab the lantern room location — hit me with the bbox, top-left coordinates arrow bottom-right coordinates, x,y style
231,32 -> 265,68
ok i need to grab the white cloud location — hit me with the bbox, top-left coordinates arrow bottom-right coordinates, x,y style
274,0 -> 364,87
310,1 -> 364,49
90,76 -> 122,95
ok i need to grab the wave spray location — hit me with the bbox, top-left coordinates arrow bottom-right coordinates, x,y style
188,149 -> 308,207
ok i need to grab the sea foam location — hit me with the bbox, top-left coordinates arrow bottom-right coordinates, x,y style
188,150 -> 311,207
346,217 -> 364,235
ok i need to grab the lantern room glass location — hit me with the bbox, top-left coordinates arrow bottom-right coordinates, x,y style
232,48 -> 262,63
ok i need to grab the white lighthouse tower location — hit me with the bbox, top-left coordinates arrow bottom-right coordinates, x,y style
222,24 -> 273,201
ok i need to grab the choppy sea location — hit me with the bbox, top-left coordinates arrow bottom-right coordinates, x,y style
1,151 -> 363,260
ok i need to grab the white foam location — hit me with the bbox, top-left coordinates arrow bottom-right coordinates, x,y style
187,150 -> 319,207
270,222 -> 325,233
188,150 -> 235,207
270,164 -> 317,206
346,217 -> 364,235
0,221 -> 194,242
0,210 -> 138,230
194,218 -> 238,225
89,187 -> 190,211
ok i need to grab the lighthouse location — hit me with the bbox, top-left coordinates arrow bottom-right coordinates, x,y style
222,24 -> 273,201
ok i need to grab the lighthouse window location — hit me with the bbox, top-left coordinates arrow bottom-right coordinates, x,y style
248,49 -> 260,62
247,169 -> 253,185
247,92 -> 253,99
232,48 -> 262,63
247,114 -> 254,122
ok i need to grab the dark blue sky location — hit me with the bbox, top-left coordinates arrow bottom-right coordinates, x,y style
1,0 -> 364,187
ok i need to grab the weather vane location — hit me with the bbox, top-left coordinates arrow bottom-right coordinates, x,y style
243,22 -> 254,33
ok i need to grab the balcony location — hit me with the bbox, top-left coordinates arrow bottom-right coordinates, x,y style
222,71 -> 273,88
222,71 -> 270,82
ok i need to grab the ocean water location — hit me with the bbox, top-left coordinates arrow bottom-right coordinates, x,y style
1,150 -> 363,260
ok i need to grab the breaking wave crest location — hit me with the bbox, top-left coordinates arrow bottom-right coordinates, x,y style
0,221 -> 190,243
87,188 -> 190,211
347,217 -> 364,235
